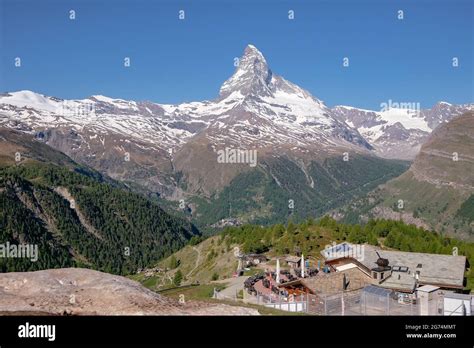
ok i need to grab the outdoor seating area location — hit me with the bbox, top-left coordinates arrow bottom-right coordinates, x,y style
238,242 -> 471,315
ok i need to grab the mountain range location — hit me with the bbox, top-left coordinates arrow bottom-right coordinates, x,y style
1,44 -> 472,230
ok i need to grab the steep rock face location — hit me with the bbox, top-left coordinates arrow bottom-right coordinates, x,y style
219,44 -> 274,98
0,127 -> 79,167
0,268 -> 259,315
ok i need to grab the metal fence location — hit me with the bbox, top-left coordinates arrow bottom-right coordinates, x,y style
320,291 -> 364,315
359,288 -> 421,316
235,285 -> 470,316
243,289 -> 308,312
306,289 -> 421,315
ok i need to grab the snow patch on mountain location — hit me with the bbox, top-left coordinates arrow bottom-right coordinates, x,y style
0,90 -> 60,112
335,105 -> 430,136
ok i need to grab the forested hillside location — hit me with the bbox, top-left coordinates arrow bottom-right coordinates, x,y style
191,154 -> 409,228
222,217 -> 471,257
0,164 -> 200,274
457,194 -> 474,224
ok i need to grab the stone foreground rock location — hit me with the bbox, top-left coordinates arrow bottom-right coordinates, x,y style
0,268 -> 259,316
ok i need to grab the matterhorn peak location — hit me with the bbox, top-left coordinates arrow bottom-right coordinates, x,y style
241,44 -> 267,65
219,44 -> 274,99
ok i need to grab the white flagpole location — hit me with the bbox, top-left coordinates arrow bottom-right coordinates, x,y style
276,259 -> 280,284
301,254 -> 305,278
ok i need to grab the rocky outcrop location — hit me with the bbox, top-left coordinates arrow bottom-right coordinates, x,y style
0,268 -> 259,316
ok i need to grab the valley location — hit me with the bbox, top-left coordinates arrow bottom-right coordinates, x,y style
3,45 -> 468,229
0,44 -> 472,317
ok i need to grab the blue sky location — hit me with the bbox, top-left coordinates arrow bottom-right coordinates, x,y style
0,0 -> 472,110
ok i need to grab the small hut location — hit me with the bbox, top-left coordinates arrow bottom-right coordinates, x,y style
285,256 -> 302,269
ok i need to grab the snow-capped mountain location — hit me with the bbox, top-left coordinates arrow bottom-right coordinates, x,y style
0,90 -> 194,150
332,102 -> 473,160
0,45 -> 369,153
0,45 -> 471,197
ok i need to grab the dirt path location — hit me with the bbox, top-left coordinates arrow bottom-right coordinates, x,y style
213,276 -> 247,299
186,246 -> 201,278
420,149 -> 474,164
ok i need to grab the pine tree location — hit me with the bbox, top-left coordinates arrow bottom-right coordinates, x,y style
169,255 -> 178,269
173,270 -> 183,286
